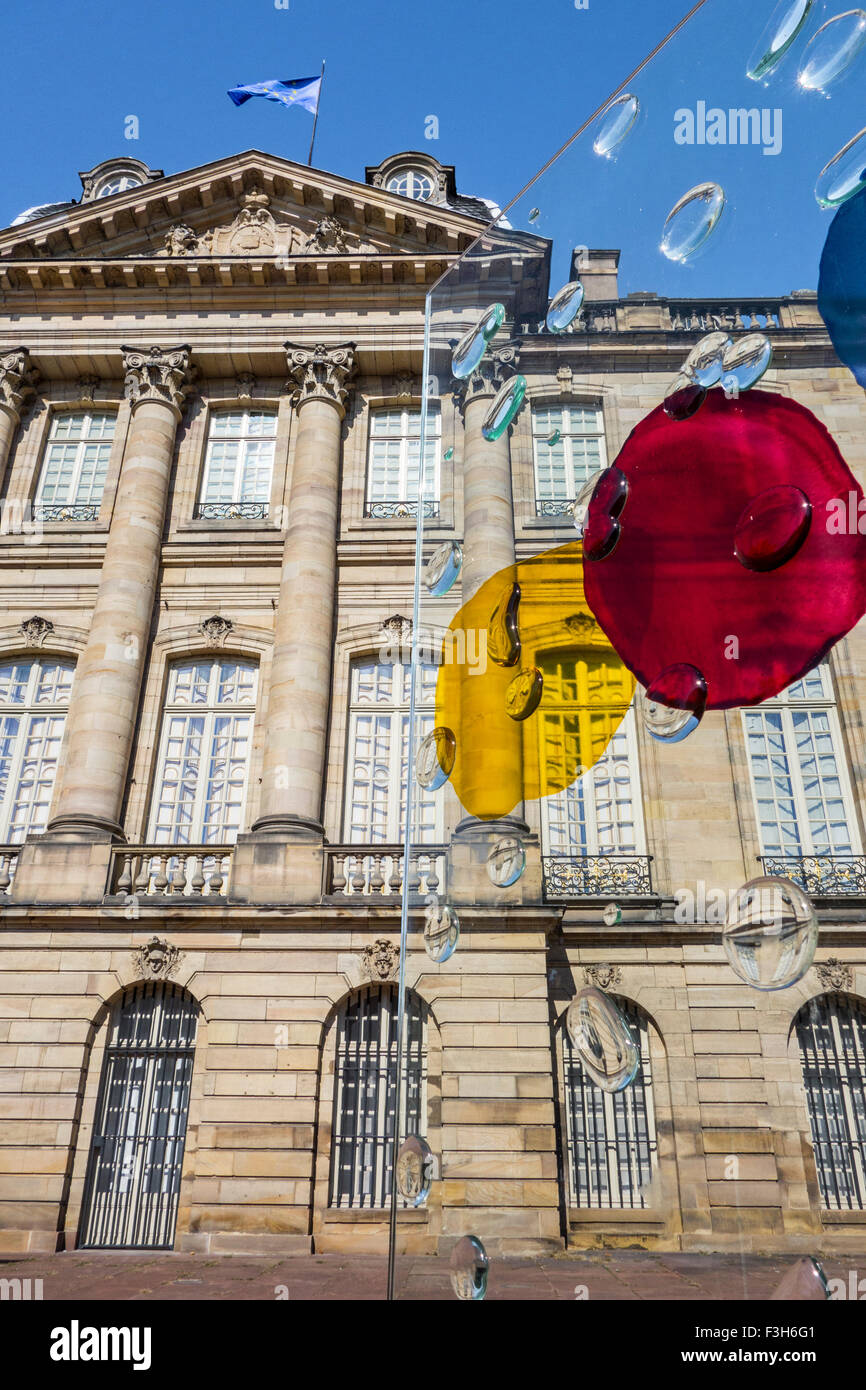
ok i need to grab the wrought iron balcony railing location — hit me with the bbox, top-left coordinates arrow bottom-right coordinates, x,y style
536,498 -> 575,518
364,500 -> 440,520
33,503 -> 100,522
194,501 -> 269,521
758,855 -> 866,897
543,854 -> 654,901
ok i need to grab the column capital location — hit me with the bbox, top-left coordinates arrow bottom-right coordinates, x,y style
284,341 -> 357,418
121,344 -> 193,417
0,347 -> 39,421
454,342 -> 521,414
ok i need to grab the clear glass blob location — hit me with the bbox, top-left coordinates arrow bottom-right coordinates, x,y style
449,1234 -> 489,1301
582,464 -> 629,561
571,468 -> 605,534
603,902 -> 623,926
734,484 -> 812,571
644,663 -> 708,743
487,836 -> 527,887
684,331 -> 733,387
505,665 -> 544,721
546,280 -> 585,333
816,126 -> 866,208
425,539 -> 462,596
747,0 -> 813,80
451,302 -> 506,380
723,876 -> 819,990
720,333 -> 773,393
770,1256 -> 830,1300
664,372 -> 707,420
423,897 -> 460,964
487,581 -> 521,667
443,446 -> 454,461
481,374 -> 527,441
566,987 -> 640,1093
395,1135 -> 434,1208
593,93 -> 640,157
415,726 -> 456,790
798,9 -> 866,93
660,182 -> 726,263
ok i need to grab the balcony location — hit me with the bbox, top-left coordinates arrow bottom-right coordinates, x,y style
758,855 -> 866,898
324,845 -> 447,900
363,500 -> 440,520
535,497 -> 576,519
542,854 -> 654,901
193,501 -> 269,521
0,848 -> 19,897
106,846 -> 233,901
33,503 -> 100,522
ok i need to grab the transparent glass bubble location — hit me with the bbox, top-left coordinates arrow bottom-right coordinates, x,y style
487,581 -> 521,667
416,726 -> 456,790
451,302 -> 506,380
546,280 -> 585,333
664,372 -> 707,420
449,1234 -> 489,1301
505,666 -> 544,721
684,331 -> 733,388
770,1256 -> 830,1301
423,897 -> 460,964
487,836 -> 527,887
528,207 -> 541,223
660,182 -> 726,263
425,539 -> 462,596
443,446 -> 454,461
603,902 -> 622,926
720,333 -> 773,392
481,374 -> 527,441
593,93 -> 640,157
816,126 -> 866,208
582,464 -> 629,561
723,876 -> 818,990
546,429 -> 562,445
644,663 -> 708,743
396,1135 -> 434,1208
571,468 -> 605,534
797,9 -> 866,93
566,987 -> 640,1093
734,484 -> 811,572
747,0 -> 813,80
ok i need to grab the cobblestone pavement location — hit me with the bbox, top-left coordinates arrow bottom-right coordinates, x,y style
1,1249 -> 861,1300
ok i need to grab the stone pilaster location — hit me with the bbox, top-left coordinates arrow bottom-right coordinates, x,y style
231,342 -> 356,904
0,349 -> 38,485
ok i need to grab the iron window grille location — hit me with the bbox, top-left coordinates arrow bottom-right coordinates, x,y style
35,411 -> 115,521
796,993 -> 866,1211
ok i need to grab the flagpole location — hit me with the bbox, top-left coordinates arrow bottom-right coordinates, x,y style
307,59 -> 325,166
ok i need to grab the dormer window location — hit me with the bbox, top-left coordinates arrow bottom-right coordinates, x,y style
95,173 -> 143,199
385,169 -> 435,202
79,158 -> 163,204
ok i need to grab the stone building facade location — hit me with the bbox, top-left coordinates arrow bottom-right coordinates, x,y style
0,147 -> 865,1259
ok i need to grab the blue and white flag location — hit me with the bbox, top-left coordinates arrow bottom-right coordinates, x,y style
227,76 -> 322,114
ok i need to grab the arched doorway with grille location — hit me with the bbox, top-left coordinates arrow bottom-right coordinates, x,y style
77,981 -> 200,1249
794,992 -> 866,1212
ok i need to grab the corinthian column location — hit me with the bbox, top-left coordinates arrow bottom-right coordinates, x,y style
0,349 -> 38,484
253,341 -> 356,837
48,346 -> 192,839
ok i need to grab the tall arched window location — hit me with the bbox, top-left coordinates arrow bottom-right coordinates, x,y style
329,985 -> 426,1209
79,982 -> 198,1249
796,993 -> 866,1210
563,998 -> 658,1208
0,656 -> 74,841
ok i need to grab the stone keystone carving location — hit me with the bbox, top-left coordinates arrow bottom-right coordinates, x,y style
381,614 -> 413,640
582,962 -> 622,991
132,935 -> 183,981
199,614 -> 233,647
455,342 -> 520,411
0,348 -> 39,420
77,374 -> 99,403
122,346 -> 193,415
284,342 -> 357,418
815,958 -> 853,991
360,938 -> 400,983
19,615 -> 54,648
235,373 -> 256,401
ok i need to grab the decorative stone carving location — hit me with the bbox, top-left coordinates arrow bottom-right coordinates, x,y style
565,613 -> 601,641
360,938 -> 400,983
393,373 -> 417,399
815,958 -> 853,991
381,614 -> 413,641
303,215 -> 352,254
582,962 -> 622,991
455,343 -> 520,410
122,345 -> 193,415
19,615 -> 54,648
199,614 -> 233,648
77,374 -> 99,403
556,364 -> 575,395
0,349 -> 39,420
285,342 -> 357,417
132,935 -> 183,981
158,223 -> 212,257
228,187 -> 277,254
236,373 -> 256,401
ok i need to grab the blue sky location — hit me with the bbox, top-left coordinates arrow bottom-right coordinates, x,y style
4,0 -> 864,299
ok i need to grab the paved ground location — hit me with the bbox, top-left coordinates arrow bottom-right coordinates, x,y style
1,1249 -> 860,1300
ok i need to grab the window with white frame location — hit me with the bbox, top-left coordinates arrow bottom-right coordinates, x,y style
329,985 -> 426,1208
532,404 -> 607,516
365,406 -> 440,519
385,169 -> 435,202
148,659 -> 257,845
344,656 -> 440,845
196,409 -> 276,520
563,999 -> 657,1209
742,665 -> 861,886
796,993 -> 866,1211
34,412 -> 116,521
0,657 -> 73,842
